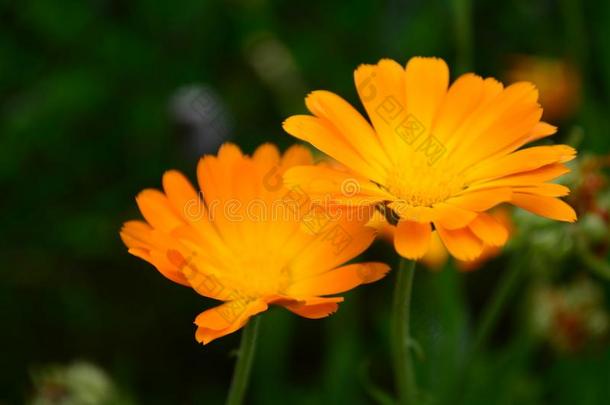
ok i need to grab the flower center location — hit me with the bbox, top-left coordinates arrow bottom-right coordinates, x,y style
385,161 -> 465,208
234,257 -> 292,297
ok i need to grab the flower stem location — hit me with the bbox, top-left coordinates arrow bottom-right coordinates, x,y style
226,316 -> 261,405
451,0 -> 473,73
391,258 -> 417,405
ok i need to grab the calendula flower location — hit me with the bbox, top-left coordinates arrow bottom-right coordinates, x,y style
283,57 -> 577,261
120,143 -> 389,344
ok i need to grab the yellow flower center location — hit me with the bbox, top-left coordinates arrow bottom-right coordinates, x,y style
385,161 -> 465,208
233,256 -> 292,297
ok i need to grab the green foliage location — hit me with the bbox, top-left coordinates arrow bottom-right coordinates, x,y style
1,0 -> 610,403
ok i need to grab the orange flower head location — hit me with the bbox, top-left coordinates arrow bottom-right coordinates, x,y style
283,57 -> 577,261
120,143 -> 389,344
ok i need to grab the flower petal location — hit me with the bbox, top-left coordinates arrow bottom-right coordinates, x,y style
464,145 -> 576,183
432,203 -> 478,229
194,300 -> 268,345
283,115 -> 386,182
305,90 -> 390,172
280,144 -> 314,169
136,189 -> 184,232
283,165 -> 391,203
394,220 -> 432,259
405,57 -> 449,130
468,213 -> 509,247
436,225 -> 484,261
354,59 -> 405,161
288,262 -> 390,296
281,296 -> 344,319
445,188 -> 512,212
162,170 -> 200,222
511,193 -> 576,222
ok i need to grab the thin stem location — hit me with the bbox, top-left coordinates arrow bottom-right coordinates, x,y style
451,0 -> 473,73
391,258 -> 417,405
226,316 -> 261,405
471,256 -> 526,355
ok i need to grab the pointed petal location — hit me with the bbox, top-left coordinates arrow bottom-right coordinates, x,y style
511,193 -> 576,222
288,262 -> 390,296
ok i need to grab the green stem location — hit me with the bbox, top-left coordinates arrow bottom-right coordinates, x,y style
226,316 -> 261,405
391,258 -> 417,405
471,256 -> 526,355
451,0 -> 473,73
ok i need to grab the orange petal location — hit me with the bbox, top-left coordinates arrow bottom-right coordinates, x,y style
465,145 -> 576,183
305,90 -> 390,172
136,189 -> 184,231
394,220 -> 432,259
433,73 -> 485,144
405,57 -> 449,129
466,163 -> 570,192
436,225 -> 484,261
524,122 -> 557,143
468,213 -> 509,247
280,144 -> 313,170
283,165 -> 391,202
448,82 -> 541,168
511,193 -> 577,222
514,183 -> 570,197
288,262 -> 390,296
445,188 -> 512,212
194,300 -> 268,345
432,203 -> 478,229
162,170 -> 200,222
283,115 -> 385,182
282,296 -> 344,319
253,143 -> 281,176
354,59 -> 405,161
120,221 -> 190,286
421,232 -> 449,270
287,211 -> 378,279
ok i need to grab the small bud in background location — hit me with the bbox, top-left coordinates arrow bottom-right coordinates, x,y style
30,361 -> 131,405
530,277 -> 609,353
169,85 -> 233,159
243,33 -> 307,114
505,55 -> 581,121
579,213 -> 608,244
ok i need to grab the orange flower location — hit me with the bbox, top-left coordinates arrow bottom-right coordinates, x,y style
283,57 -> 576,261
120,143 -> 389,344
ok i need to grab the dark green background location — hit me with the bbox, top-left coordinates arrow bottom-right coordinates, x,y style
1,0 -> 610,403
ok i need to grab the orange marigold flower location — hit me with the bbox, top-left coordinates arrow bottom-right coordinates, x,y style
120,143 -> 389,344
283,57 -> 577,261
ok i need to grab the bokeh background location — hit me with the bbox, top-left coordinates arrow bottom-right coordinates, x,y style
2,0 -> 610,404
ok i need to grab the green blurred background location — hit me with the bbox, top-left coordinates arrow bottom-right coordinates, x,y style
2,0 -> 610,404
